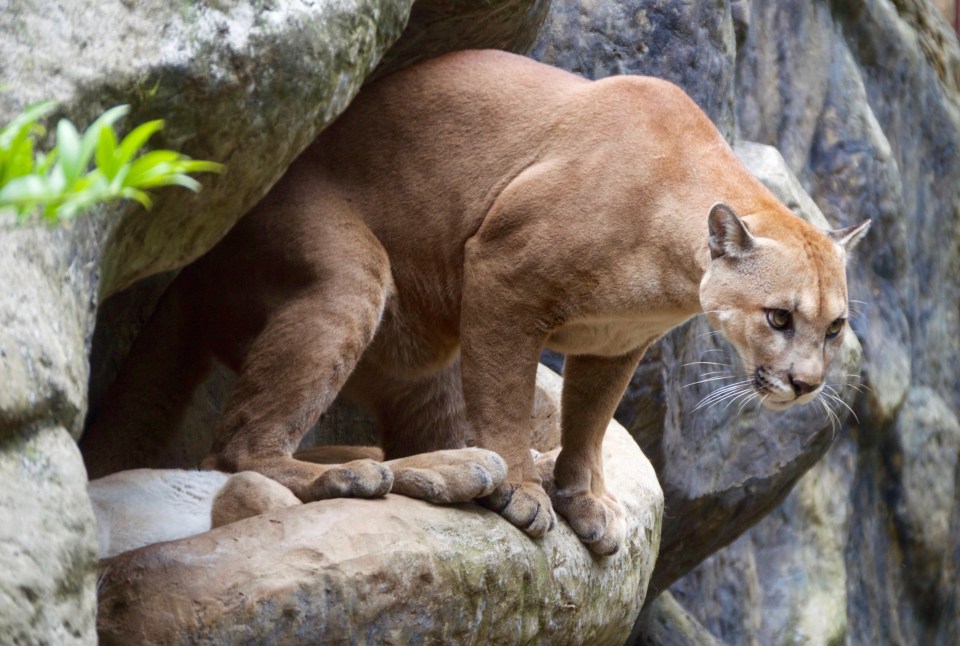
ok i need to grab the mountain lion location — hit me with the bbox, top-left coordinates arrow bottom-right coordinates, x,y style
82,50 -> 868,555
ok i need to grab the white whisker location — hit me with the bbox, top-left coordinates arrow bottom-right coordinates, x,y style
700,348 -> 726,355
822,386 -> 860,424
683,361 -> 733,369
735,391 -> 761,414
757,394 -> 768,412
682,374 -> 740,388
693,380 -> 754,412
818,398 -> 839,441
696,329 -> 724,340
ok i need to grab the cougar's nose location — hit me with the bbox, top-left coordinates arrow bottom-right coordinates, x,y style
789,374 -> 820,397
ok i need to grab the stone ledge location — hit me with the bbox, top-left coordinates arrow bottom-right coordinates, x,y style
96,422 -> 662,644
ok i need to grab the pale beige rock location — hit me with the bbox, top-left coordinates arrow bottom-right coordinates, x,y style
95,369 -> 663,644
1,2 -> 414,643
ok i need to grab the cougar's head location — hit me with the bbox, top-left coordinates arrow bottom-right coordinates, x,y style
698,203 -> 870,411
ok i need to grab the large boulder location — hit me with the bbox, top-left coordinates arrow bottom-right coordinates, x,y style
0,1 -> 584,643
534,0 -> 960,643
670,2 -> 960,644
95,367 -> 664,644
533,3 -> 863,597
1,1 -> 413,643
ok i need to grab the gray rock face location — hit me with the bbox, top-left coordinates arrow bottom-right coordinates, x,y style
1,1 -> 413,643
372,0 -> 552,81
95,368 -> 663,645
536,1 -> 960,644
0,425 -> 98,645
532,0 -> 737,138
534,3 -> 863,598
6,0 -> 959,642
630,592 -> 724,646
678,2 -> 960,644
2,0 -> 413,296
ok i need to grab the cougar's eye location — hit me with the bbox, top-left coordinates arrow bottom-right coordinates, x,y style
766,308 -> 792,331
826,318 -> 845,339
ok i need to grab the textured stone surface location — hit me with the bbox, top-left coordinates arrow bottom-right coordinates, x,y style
95,370 -> 662,645
533,2 -> 862,599
669,435 -> 855,645
373,0 -> 552,81
535,1 -> 960,643
0,425 -> 99,645
1,2 -> 413,643
1,0 -> 413,296
630,592 -> 724,646
532,0 -> 737,138
694,1 -> 959,644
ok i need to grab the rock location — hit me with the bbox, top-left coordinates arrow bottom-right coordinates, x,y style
533,1 -> 864,601
1,1 -> 413,643
535,2 -> 960,644
372,0 -> 552,81
670,1 -> 960,644
888,387 -> 960,607
2,0 -> 413,296
532,0 -> 737,138
668,434 -> 855,645
88,469 -> 231,559
0,425 -> 98,645
629,592 -> 724,646
94,367 -> 663,644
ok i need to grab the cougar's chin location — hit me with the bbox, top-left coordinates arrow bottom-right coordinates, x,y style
755,384 -> 822,411
753,366 -> 821,410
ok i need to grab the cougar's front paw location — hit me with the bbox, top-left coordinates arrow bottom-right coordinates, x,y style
480,481 -> 556,538
389,448 -> 507,503
310,459 -> 393,500
551,489 -> 626,556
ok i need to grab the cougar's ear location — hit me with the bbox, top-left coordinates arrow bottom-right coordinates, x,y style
829,219 -> 871,254
708,203 -> 754,260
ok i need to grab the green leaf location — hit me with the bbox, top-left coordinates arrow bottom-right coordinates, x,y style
34,150 -> 57,175
0,135 -> 34,185
0,100 -> 56,149
119,186 -> 152,209
149,173 -> 202,192
177,159 -> 224,175
95,126 -> 120,180
124,150 -> 183,185
116,119 -> 164,166
56,118 -> 83,184
78,104 -> 129,172
2,101 -> 224,225
0,174 -> 52,205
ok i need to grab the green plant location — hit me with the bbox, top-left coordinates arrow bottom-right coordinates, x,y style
0,101 -> 223,224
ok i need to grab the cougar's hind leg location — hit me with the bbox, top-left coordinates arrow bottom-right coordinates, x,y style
81,280 -> 213,478
376,361 -> 507,503
202,197 -> 395,502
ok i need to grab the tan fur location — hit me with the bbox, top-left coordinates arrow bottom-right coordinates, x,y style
210,471 -> 301,528
82,50 -> 867,555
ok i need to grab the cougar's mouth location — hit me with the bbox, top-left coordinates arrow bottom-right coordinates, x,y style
754,366 -> 797,410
